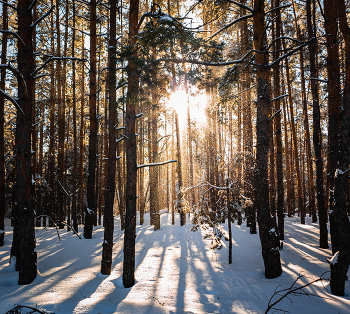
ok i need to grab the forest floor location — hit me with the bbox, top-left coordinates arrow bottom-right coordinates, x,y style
0,212 -> 350,314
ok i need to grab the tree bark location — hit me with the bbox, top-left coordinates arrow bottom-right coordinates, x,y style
306,0 -> 328,248
324,0 -> 341,254
272,0 -> 284,240
123,0 -> 139,288
329,0 -> 350,296
0,0 -> 8,246
17,0 -> 37,284
101,0 -> 117,275
175,112 -> 185,226
84,0 -> 98,239
253,0 -> 282,279
56,0 -> 65,229
283,36 -> 304,222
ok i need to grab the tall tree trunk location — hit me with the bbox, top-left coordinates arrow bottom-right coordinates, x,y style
84,0 -> 98,239
77,38 -> 85,229
253,0 -> 282,279
175,112 -> 185,226
0,0 -> 8,246
48,4 -> 55,227
171,113 -> 176,225
150,98 -> 160,230
17,0 -> 37,284
123,0 -> 139,288
329,0 -> 350,296
324,0 -> 341,255
283,36 -> 304,223
71,0 -> 78,233
273,0 -> 284,239
101,0 -> 117,275
186,83 -> 194,211
241,1 -> 255,233
306,0 -> 328,248
56,0 -> 65,229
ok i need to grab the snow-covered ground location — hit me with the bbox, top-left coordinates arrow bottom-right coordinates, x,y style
0,213 -> 349,314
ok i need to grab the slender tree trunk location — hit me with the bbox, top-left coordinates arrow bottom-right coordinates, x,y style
150,99 -> 160,230
77,40 -> 85,230
48,5 -> 55,226
101,0 -> 117,275
171,113 -> 175,225
324,0 -> 341,254
306,0 -> 328,248
241,2 -> 255,233
84,0 -> 98,239
0,0 -> 8,246
175,112 -> 185,226
283,37 -> 304,222
253,0 -> 282,279
186,85 -> 194,212
56,0 -> 65,229
123,0 -> 139,288
329,0 -> 350,296
273,0 -> 284,239
17,0 -> 37,284
71,0 -> 78,233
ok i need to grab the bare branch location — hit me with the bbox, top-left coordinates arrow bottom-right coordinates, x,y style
157,134 -> 172,144
152,49 -> 257,67
267,36 -> 303,51
28,0 -> 38,11
265,272 -> 330,314
0,89 -> 25,115
222,0 -> 254,13
75,0 -> 89,6
72,27 -> 90,36
0,63 -> 21,79
206,14 -> 253,40
32,56 -> 86,77
137,159 -> 177,169
31,5 -> 55,29
269,108 -> 282,121
270,94 -> 288,102
264,4 -> 291,16
269,38 -> 314,67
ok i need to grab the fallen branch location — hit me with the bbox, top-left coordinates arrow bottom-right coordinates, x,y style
265,272 -> 330,314
6,304 -> 54,314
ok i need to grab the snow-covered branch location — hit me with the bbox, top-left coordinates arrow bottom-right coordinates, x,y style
152,49 -> 257,68
28,0 -> 38,11
0,29 -> 25,47
31,5 -> 55,29
222,0 -> 253,13
269,108 -> 282,121
265,272 -> 329,314
0,89 -> 24,115
75,0 -> 89,7
206,14 -> 253,40
269,38 -> 314,67
32,56 -> 86,77
264,4 -> 291,16
267,36 -> 303,51
270,94 -> 288,102
137,159 -> 177,169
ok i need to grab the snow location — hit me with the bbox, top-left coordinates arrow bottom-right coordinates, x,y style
159,16 -> 173,23
329,251 -> 339,265
1,215 -> 350,313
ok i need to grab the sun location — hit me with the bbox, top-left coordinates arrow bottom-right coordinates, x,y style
166,88 -> 207,130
